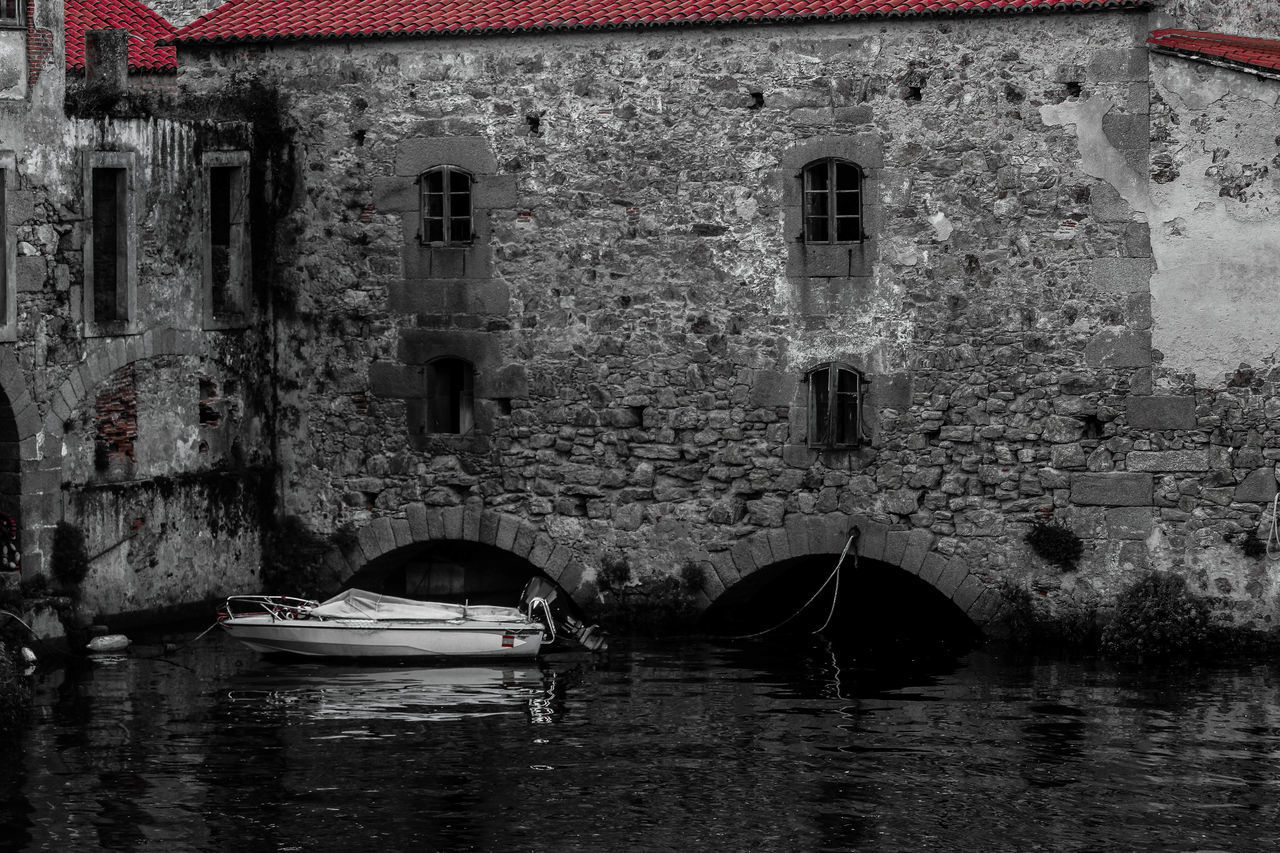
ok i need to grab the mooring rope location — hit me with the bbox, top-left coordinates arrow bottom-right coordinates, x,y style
731,526 -> 859,639
1267,494 -> 1280,561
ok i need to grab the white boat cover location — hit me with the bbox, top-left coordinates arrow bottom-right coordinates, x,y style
308,589 -> 526,623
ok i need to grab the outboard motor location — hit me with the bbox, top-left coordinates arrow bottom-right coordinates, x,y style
521,577 -> 608,652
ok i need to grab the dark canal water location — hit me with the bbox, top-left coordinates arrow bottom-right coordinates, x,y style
4,630 -> 1280,852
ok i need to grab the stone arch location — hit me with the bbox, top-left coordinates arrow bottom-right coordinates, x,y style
705,512 -> 1001,629
29,327 -> 257,578
325,502 -> 590,606
0,347 -> 43,574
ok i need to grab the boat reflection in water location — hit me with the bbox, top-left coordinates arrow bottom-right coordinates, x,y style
223,663 -> 577,726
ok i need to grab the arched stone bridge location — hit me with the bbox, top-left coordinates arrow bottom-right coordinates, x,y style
331,504 -> 1004,630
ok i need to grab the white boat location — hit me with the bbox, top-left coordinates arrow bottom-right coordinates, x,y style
218,588 -> 552,659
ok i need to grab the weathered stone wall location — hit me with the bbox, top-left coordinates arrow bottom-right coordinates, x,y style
0,0 -> 275,623
178,9 -> 1280,634
1159,0 -> 1280,38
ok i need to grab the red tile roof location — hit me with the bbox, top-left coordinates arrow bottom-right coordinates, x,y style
1147,28 -> 1280,76
67,0 -> 178,73
172,0 -> 1148,44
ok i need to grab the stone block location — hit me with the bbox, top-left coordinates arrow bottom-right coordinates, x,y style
1127,396 -> 1195,430
473,174 -> 518,208
766,528 -> 791,564
729,540 -> 759,577
856,519 -> 888,562
708,550 -> 742,589
369,362 -> 424,398
1084,329 -> 1151,368
1090,257 -> 1153,293
883,528 -> 910,567
1090,182 -> 1134,223
426,507 -> 447,541
934,557 -> 970,598
938,425 -> 974,442
512,521 -> 535,557
1070,472 -> 1153,506
748,370 -> 798,407
371,176 -> 416,212
951,573 -> 985,612
463,500 -> 483,542
899,529 -> 934,575
1102,112 -> 1149,150
1126,450 -> 1209,472
1087,47 -> 1148,82
918,552 -> 948,586
394,137 -> 496,177
1105,507 -> 1153,540
16,256 -> 45,292
388,518 -> 411,550
784,514 -> 813,557
1235,468 -> 1277,503
407,502 -> 430,541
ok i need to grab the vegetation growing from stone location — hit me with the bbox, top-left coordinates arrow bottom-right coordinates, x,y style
589,555 -> 703,633
1025,518 -> 1084,571
261,516 -> 338,599
50,522 -> 90,590
1101,572 -> 1212,659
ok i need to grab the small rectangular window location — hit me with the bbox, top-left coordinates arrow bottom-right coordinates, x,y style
420,167 -> 474,247
202,152 -> 251,328
808,364 -> 867,449
83,152 -> 138,336
91,167 -> 128,323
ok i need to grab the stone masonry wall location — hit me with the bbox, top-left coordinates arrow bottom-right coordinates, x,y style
179,8 -> 1280,632
0,0 -> 275,623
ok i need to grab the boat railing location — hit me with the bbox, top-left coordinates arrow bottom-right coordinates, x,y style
221,595 -> 321,622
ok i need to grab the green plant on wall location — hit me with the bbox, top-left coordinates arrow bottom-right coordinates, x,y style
1101,572 -> 1211,659
1025,518 -> 1083,571
50,522 -> 90,590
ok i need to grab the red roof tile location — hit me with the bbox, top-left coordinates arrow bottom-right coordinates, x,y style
67,0 -> 178,73
1147,28 -> 1280,76
171,0 -> 1147,44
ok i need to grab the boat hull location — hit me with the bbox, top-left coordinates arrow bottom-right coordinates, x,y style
220,615 -> 544,659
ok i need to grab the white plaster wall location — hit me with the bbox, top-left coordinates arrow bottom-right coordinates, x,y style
1149,57 -> 1280,383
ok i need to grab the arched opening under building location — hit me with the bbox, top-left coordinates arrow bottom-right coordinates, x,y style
343,540 -> 546,607
702,555 -> 981,655
0,384 -> 20,547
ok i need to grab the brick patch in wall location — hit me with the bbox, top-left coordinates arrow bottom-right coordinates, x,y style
94,366 -> 137,469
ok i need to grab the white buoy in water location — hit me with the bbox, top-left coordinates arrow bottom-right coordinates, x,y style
20,646 -> 35,664
87,634 -> 131,654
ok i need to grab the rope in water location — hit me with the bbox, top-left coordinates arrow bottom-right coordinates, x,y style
732,526 -> 859,639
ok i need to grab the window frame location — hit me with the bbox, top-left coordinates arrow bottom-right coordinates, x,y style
83,151 -> 139,337
0,0 -> 23,28
424,356 -> 475,436
800,158 -> 864,245
418,165 -> 474,247
201,150 -> 252,329
805,362 -> 868,450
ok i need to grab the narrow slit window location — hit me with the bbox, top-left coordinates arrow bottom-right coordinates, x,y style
807,363 -> 867,449
420,167 -> 474,246
802,159 -> 863,244
91,167 -> 128,323
207,162 -> 248,317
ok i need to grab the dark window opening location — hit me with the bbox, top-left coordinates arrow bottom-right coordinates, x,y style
807,363 -> 867,449
0,0 -> 22,26
426,358 -> 475,435
91,167 -> 128,323
208,163 -> 247,316
802,159 -> 863,244
420,167 -> 473,246
0,168 -> 7,326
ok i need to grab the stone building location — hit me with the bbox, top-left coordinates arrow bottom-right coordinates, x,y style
1,0 -> 272,624
159,0 -> 1280,636
0,0 -> 1278,640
